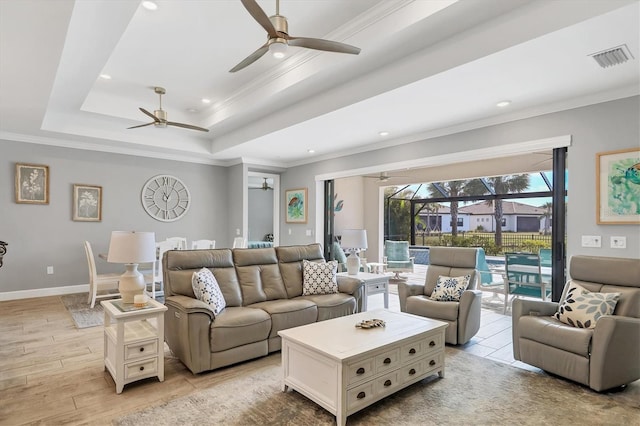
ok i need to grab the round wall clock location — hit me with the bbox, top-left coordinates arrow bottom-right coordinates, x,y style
141,174 -> 191,222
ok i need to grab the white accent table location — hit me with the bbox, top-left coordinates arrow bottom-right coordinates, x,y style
279,310 -> 448,426
338,271 -> 390,311
101,298 -> 167,393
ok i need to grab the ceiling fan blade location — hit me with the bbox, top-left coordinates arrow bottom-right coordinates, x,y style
139,107 -> 160,122
166,121 -> 210,132
229,43 -> 269,72
287,36 -> 361,55
240,0 -> 278,38
127,122 -> 155,129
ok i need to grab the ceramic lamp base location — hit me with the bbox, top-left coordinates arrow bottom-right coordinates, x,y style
346,254 -> 360,275
118,263 -> 145,304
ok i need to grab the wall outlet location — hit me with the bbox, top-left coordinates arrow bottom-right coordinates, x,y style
236,228 -> 240,235
306,229 -> 312,236
288,228 -> 292,235
611,236 -> 626,249
47,266 -> 54,275
581,235 -> 601,248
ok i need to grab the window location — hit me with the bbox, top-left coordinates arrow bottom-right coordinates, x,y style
501,218 -> 507,227
449,219 -> 464,226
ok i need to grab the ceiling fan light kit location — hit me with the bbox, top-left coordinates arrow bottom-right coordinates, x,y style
230,0 -> 361,72
127,87 -> 209,132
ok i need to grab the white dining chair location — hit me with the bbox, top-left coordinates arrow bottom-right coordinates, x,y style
84,241 -> 120,308
150,239 -> 182,298
232,236 -> 247,248
191,239 -> 216,249
165,237 -> 187,250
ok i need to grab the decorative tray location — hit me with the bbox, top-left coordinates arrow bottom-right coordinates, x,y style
355,319 -> 386,329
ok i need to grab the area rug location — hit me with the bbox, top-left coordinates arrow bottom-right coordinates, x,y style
114,347 -> 639,426
60,293 -> 108,328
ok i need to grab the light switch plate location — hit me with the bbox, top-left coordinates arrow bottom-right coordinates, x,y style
306,229 -> 312,236
581,235 -> 601,248
611,236 -> 626,249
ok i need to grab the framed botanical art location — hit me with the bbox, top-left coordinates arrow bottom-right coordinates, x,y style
73,184 -> 102,222
285,188 -> 307,223
15,163 -> 49,204
596,147 -> 640,224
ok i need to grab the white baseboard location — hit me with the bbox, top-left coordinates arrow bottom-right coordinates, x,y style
0,284 -> 89,301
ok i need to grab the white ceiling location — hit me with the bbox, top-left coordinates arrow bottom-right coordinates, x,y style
0,0 -> 638,168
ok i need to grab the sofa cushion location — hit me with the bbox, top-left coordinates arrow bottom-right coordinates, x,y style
209,306 -> 271,352
277,243 -> 325,298
554,282 -> 620,329
249,299 -> 318,338
234,248 -> 288,304
302,259 -> 338,295
430,275 -> 471,302
192,268 -> 226,315
406,295 -> 459,321
297,293 -> 356,321
518,315 -> 592,357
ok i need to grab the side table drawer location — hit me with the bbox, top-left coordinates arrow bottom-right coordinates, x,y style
125,358 -> 158,380
347,358 -> 375,385
125,339 -> 158,361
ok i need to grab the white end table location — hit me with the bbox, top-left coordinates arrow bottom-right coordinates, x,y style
101,298 -> 167,393
338,271 -> 390,311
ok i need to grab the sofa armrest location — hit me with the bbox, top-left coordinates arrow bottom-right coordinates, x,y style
164,295 -> 215,374
458,290 -> 482,344
337,275 -> 365,312
511,298 -> 558,360
590,315 -> 640,391
398,282 -> 425,312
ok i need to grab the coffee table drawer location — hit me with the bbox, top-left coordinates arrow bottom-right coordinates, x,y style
346,381 -> 375,412
424,351 -> 444,374
424,333 -> 444,355
347,358 -> 375,385
400,359 -> 427,384
375,348 -> 400,373
374,371 -> 400,395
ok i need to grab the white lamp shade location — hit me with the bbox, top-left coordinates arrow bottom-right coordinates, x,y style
340,229 -> 368,250
107,231 -> 156,264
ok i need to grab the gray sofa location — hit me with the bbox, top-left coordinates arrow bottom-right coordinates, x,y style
162,243 -> 364,374
512,255 -> 640,391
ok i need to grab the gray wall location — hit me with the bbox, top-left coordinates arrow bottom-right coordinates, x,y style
281,96 -> 640,261
0,140 -> 228,294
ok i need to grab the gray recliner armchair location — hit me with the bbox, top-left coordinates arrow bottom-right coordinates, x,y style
512,255 -> 640,392
398,247 -> 481,345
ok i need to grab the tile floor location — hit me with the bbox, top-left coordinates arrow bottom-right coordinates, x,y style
364,264 -> 543,373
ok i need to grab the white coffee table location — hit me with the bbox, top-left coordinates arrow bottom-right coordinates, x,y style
278,310 -> 448,426
337,271 -> 390,310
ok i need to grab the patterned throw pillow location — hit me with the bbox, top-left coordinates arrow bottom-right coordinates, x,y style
554,281 -> 619,329
430,275 -> 471,302
192,268 -> 226,315
302,259 -> 338,295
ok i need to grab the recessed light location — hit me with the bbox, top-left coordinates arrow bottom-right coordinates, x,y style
379,131 -> 389,136
496,100 -> 511,108
187,108 -> 198,113
99,74 -> 111,80
307,149 -> 315,154
201,98 -> 211,104
142,1 -> 158,11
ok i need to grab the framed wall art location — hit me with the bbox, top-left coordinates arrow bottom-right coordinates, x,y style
15,163 -> 49,204
285,188 -> 307,223
73,184 -> 102,222
596,147 -> 640,224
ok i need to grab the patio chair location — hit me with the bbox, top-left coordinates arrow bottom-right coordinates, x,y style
383,240 -> 414,279
504,252 -> 551,312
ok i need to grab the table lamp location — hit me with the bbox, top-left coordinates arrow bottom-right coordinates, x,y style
107,231 -> 156,303
340,229 -> 368,275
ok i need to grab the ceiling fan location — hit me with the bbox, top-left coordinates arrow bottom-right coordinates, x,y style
364,172 -> 409,182
250,177 -> 274,191
127,87 -> 209,132
230,0 -> 361,73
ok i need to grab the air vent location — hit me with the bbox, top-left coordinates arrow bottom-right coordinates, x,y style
589,44 -> 634,68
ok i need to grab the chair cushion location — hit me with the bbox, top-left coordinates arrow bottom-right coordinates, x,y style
518,315 -> 593,357
406,295 -> 459,321
192,268 -> 226,315
302,259 -> 338,295
554,282 -> 620,329
385,241 -> 409,261
431,275 -> 471,301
